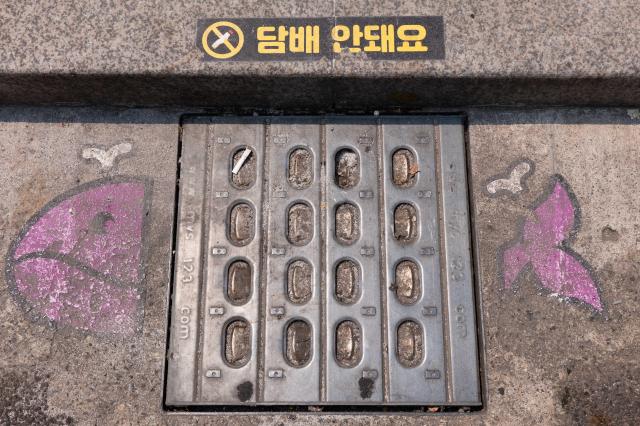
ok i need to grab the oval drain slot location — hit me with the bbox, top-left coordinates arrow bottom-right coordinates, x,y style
230,147 -> 256,189
335,320 -> 362,368
335,203 -> 360,245
393,203 -> 418,243
392,148 -> 418,188
287,259 -> 312,304
227,260 -> 252,305
228,202 -> 255,246
396,320 -> 423,368
288,148 -> 313,189
335,148 -> 360,189
285,319 -> 312,367
224,319 -> 251,368
335,259 -> 360,305
394,260 -> 421,305
287,202 -> 313,246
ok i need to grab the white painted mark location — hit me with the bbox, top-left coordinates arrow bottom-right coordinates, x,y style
486,161 -> 531,195
627,109 -> 640,120
212,32 -> 230,49
232,148 -> 251,174
82,143 -> 132,169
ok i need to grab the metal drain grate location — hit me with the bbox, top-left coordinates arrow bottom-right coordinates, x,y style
165,116 -> 481,410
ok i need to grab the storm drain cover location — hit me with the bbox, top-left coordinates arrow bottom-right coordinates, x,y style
165,116 -> 481,411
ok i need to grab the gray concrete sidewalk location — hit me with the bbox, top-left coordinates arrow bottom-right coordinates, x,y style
0,107 -> 637,425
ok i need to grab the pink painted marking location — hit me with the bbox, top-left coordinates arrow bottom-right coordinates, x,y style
10,181 -> 146,334
502,181 -> 602,312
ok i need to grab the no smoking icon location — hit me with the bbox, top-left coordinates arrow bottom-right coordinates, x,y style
201,21 -> 244,59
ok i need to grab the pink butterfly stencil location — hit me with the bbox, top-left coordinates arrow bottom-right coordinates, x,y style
501,175 -> 603,312
6,178 -> 149,334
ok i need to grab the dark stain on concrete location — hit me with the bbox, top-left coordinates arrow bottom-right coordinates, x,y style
236,381 -> 253,402
598,252 -> 640,318
0,369 -> 74,425
358,377 -> 374,399
558,360 -> 640,425
601,225 -> 620,242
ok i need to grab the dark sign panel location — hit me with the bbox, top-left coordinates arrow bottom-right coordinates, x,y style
197,17 -> 444,61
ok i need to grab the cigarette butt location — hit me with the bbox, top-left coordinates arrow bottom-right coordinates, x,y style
212,32 -> 230,49
232,148 -> 251,174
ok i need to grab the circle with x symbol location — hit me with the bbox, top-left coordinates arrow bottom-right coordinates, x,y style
201,21 -> 244,59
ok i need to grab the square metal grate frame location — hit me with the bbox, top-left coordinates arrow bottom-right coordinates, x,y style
164,115 -> 482,413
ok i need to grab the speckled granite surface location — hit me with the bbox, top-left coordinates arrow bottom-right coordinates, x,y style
1,1 -> 639,106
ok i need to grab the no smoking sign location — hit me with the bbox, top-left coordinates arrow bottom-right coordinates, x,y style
201,21 -> 245,59
197,17 -> 445,61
